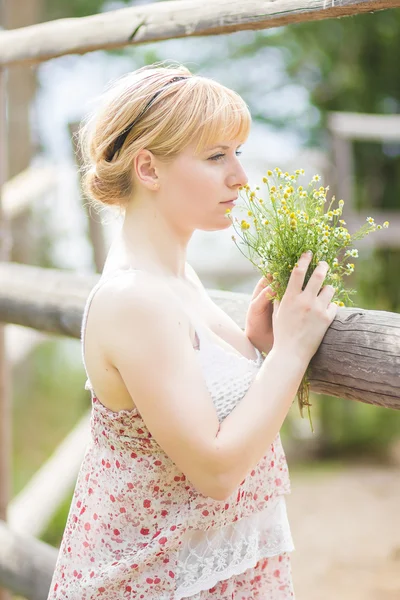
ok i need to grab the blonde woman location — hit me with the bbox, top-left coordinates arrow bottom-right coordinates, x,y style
48,61 -> 337,599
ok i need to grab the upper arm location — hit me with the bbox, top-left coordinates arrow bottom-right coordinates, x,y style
102,276 -> 224,500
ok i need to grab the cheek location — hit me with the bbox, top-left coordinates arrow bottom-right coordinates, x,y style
177,166 -> 217,206
167,160 -> 223,219
195,165 -> 223,201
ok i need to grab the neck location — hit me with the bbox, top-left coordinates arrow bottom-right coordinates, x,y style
114,198 -> 193,279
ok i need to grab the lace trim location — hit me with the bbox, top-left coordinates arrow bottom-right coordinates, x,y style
175,495 -> 294,599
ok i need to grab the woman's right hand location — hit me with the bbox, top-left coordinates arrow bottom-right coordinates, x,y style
272,251 -> 338,363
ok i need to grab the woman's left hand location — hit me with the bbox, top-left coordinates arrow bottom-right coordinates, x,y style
245,274 -> 276,356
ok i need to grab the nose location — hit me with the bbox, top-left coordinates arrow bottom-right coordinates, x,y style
229,161 -> 248,190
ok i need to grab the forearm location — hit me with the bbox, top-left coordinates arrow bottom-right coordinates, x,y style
212,347 -> 307,498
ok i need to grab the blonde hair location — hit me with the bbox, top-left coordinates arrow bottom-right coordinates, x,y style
79,60 -> 251,208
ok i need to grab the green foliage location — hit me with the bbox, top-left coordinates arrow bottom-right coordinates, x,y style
228,10 -> 400,210
229,169 -> 388,306
355,247 -> 400,312
229,11 -> 400,132
228,165 -> 391,435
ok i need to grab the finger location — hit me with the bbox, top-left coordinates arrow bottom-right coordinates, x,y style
285,251 -> 313,297
326,301 -> 338,322
263,287 -> 277,302
317,284 -> 336,307
251,285 -> 276,314
250,274 -> 272,301
304,261 -> 330,297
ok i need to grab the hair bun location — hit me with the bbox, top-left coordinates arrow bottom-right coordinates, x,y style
82,161 -> 131,207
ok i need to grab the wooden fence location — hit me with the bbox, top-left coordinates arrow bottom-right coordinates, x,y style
0,262 -> 399,408
1,0 -> 399,67
0,1 -> 400,598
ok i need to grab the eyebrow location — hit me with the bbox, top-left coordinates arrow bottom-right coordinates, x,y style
205,144 -> 243,151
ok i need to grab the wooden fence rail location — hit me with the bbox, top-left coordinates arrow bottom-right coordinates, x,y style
0,0 -> 399,67
0,262 -> 399,410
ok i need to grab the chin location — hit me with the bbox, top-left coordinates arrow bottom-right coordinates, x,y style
219,216 -> 234,230
202,219 -> 233,232
195,210 -> 234,232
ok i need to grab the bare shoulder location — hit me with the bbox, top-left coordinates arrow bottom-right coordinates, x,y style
185,262 -> 210,299
94,270 -> 188,331
185,262 -> 202,287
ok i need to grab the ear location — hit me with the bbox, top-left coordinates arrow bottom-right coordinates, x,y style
133,148 -> 160,190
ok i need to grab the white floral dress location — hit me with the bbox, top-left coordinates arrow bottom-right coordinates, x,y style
47,269 -> 295,600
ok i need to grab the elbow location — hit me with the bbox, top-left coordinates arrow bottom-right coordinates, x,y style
207,441 -> 235,501
196,475 -> 232,502
209,487 -> 231,502
200,483 -> 230,502
192,469 -> 233,502
207,471 -> 234,502
197,436 -> 235,501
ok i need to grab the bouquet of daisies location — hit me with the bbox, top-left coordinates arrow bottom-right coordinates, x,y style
225,167 -> 389,431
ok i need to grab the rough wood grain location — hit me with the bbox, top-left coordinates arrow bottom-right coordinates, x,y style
309,307 -> 400,407
0,0 -> 399,67
0,262 -> 399,409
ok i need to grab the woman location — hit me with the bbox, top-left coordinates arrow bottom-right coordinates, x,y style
48,61 -> 336,599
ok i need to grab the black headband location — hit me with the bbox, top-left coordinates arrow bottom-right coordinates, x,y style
106,76 -> 189,162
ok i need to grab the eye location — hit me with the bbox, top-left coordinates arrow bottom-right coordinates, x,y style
209,151 -> 243,161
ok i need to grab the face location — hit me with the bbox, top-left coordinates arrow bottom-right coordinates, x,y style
136,138 -> 249,233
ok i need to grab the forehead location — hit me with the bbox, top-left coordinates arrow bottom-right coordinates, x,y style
205,143 -> 244,151
175,83 -> 251,157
